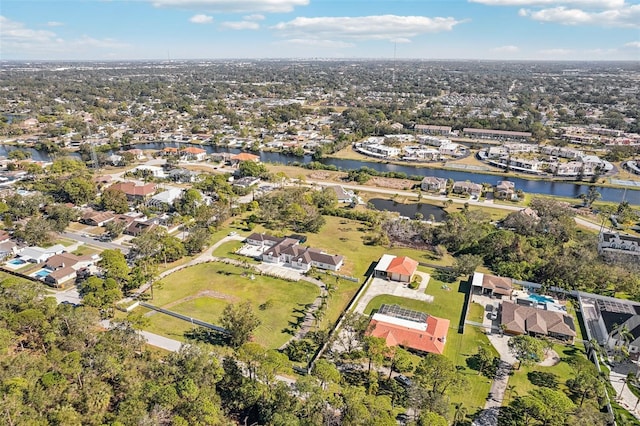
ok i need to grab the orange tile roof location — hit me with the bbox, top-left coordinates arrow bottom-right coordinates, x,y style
163,147 -> 179,153
232,152 -> 260,161
181,147 -> 206,154
110,182 -> 156,197
368,315 -> 450,355
386,256 -> 419,276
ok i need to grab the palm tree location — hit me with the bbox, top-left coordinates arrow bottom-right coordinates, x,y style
504,385 -> 517,404
611,323 -> 634,361
453,403 -> 467,426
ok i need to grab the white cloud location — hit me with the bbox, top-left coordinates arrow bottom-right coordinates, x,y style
0,16 -> 129,58
46,21 -> 64,27
221,21 -> 260,30
625,41 -> 640,47
470,0 -> 624,7
190,14 -> 214,24
272,15 -> 463,42
491,45 -> 520,52
243,14 -> 265,21
150,0 -> 308,13
519,4 -> 640,27
391,38 -> 412,44
279,39 -> 355,48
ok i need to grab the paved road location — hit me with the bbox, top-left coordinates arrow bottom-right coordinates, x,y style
62,231 -> 130,254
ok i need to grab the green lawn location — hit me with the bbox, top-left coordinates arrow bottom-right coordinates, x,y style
506,344 -> 586,402
212,240 -> 258,264
145,262 -> 320,349
468,302 -> 486,323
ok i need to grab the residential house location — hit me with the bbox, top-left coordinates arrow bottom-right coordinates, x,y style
167,168 -> 198,183
500,301 -> 576,343
124,149 -> 146,160
134,165 -> 166,178
421,177 -> 447,193
598,232 -> 640,259
472,272 -> 513,298
147,187 -> 183,210
0,241 -> 19,260
107,154 -> 123,166
328,185 -> 355,203
233,177 -> 261,189
125,220 -> 158,236
246,233 -> 344,271
231,152 -> 260,164
366,304 -> 450,355
180,147 -> 207,161
81,209 -> 116,227
19,244 -> 65,264
494,181 -> 517,200
110,182 -> 156,202
162,147 -> 179,156
44,252 -> 97,287
374,254 -> 419,283
452,181 -> 483,197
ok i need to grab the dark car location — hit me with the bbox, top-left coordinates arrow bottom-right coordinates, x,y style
394,375 -> 413,388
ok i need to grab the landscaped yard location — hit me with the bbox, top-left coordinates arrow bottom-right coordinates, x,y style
505,343 -> 587,403
212,240 -> 259,264
362,274 -> 495,414
144,262 -> 320,349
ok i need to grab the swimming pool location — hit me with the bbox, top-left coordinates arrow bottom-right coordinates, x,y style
34,269 -> 52,278
8,259 -> 26,265
528,293 -> 555,304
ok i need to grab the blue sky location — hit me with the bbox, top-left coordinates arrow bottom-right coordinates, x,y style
1,0 -> 639,60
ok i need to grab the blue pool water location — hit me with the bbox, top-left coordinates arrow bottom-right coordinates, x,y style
34,269 -> 52,278
8,259 -> 25,265
528,293 -> 555,304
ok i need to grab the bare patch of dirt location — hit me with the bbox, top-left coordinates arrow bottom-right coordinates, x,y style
368,176 -> 417,190
538,349 -> 560,367
309,171 -> 332,180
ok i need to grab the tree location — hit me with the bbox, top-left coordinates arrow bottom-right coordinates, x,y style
104,220 -> 126,239
453,402 -> 468,426
579,186 -> 601,208
388,346 -> 413,379
414,353 -> 464,395
174,188 -> 202,217
508,335 -> 546,369
184,227 -> 210,254
15,216 -> 52,246
46,203 -> 77,232
363,336 -> 389,373
62,177 -> 97,205
158,235 -> 186,264
452,253 -> 483,277
418,411 -> 448,426
220,302 -> 261,347
98,249 -> 130,284
566,371 -> 604,406
100,188 -> 129,214
8,149 -> 31,161
311,359 -> 341,390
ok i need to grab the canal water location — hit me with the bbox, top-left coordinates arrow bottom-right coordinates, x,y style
2,141 -> 638,205
368,198 -> 447,221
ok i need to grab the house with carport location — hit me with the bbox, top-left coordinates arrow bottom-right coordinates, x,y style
472,272 -> 513,298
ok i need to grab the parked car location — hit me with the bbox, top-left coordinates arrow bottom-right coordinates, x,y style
394,375 -> 413,388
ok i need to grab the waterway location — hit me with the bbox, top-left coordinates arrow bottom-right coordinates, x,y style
368,198 -> 447,221
2,141 -> 639,205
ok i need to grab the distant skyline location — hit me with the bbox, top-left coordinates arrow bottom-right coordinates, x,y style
1,0 -> 639,61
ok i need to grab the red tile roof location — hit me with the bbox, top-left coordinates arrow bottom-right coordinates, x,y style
368,315 -> 450,355
110,182 -> 156,197
232,152 -> 260,162
386,256 -> 419,276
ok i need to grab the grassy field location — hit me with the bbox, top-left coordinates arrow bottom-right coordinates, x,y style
146,262 -> 320,349
211,240 -> 259,264
506,344 -> 585,400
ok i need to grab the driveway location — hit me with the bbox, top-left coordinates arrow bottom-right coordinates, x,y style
354,276 -> 433,314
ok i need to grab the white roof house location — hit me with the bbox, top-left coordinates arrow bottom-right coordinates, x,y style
148,187 -> 183,208
20,244 -> 65,263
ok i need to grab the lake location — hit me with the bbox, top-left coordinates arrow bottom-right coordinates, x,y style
368,198 -> 447,221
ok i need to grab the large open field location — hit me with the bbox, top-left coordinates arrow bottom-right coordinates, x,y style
147,262 -> 320,348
